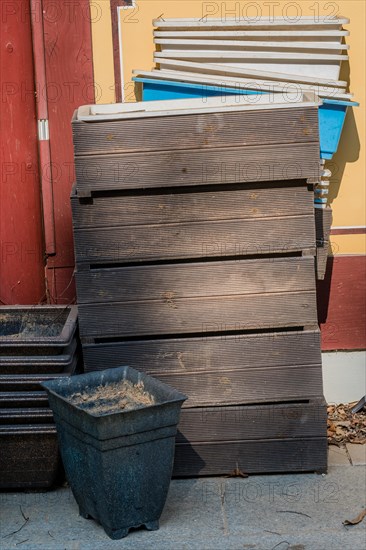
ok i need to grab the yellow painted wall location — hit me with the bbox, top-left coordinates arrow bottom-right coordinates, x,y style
90,1 -> 115,104
90,1 -> 365,254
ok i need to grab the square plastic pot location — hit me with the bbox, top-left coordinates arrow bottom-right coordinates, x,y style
0,339 -> 77,375
42,366 -> 187,539
0,353 -> 79,392
0,306 -> 78,355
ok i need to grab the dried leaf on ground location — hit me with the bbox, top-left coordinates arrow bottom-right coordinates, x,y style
327,402 -> 366,445
226,463 -> 248,478
343,509 -> 366,526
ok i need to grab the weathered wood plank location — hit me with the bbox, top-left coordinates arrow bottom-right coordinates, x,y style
315,206 -> 333,279
71,182 -> 313,228
75,257 -> 316,304
315,206 -> 333,243
316,244 -> 330,281
81,325 -> 322,406
173,437 -> 328,476
82,328 -> 322,373
77,290 -> 318,338
177,400 -> 327,441
74,142 -> 321,194
72,107 -> 319,155
73,216 -> 316,264
135,365 -> 323,406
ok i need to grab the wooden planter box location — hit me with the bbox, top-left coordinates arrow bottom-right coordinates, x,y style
71,96 -> 326,475
71,180 -> 316,266
75,256 -> 318,340
174,399 -> 327,476
81,328 -> 323,407
72,99 -> 320,196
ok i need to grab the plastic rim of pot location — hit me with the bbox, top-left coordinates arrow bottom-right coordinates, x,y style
0,305 -> 78,354
41,366 -> 187,540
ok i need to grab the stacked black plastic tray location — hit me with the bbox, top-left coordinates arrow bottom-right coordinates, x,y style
0,306 -> 79,489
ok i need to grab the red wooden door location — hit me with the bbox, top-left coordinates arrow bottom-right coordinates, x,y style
1,1 -> 94,305
1,1 -> 45,304
41,0 -> 95,304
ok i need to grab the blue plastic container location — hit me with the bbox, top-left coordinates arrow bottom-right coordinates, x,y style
318,99 -> 359,159
135,77 -> 264,101
133,77 -> 359,160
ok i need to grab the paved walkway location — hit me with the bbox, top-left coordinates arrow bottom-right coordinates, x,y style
1,449 -> 365,550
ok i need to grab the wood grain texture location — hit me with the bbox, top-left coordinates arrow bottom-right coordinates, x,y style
173,437 -> 328,476
42,0 -> 94,299
315,206 -> 333,243
71,182 -> 314,228
177,400 -> 327,441
77,291 -> 317,338
72,107 -> 319,155
1,3 -> 45,304
129,365 -> 323,406
74,142 -> 321,194
315,206 -> 333,280
75,257 -> 316,304
74,216 -> 316,265
81,326 -> 322,406
316,244 -> 330,281
82,328 -> 322,374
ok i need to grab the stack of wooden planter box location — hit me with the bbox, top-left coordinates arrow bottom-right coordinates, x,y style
71,94 -> 327,476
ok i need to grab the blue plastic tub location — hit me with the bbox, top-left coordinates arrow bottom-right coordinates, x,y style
318,99 -> 359,159
133,77 -> 359,160
135,77 -> 264,101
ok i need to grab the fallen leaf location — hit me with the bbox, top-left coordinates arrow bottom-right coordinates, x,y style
343,509 -> 366,526
335,426 -> 347,438
337,421 -> 351,428
327,402 -> 365,445
226,462 -> 248,478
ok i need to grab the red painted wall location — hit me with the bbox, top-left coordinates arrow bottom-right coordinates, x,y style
318,255 -> 366,351
1,1 -> 45,304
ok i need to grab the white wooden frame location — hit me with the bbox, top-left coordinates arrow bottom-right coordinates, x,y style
154,39 -> 349,51
77,91 -> 322,122
154,30 -> 350,38
151,58 -> 347,87
153,17 -> 350,28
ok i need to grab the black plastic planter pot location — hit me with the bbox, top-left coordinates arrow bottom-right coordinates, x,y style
0,306 -> 78,355
0,425 -> 62,489
0,339 -> 77,375
0,353 -> 79,392
0,391 -> 49,408
42,366 -> 187,539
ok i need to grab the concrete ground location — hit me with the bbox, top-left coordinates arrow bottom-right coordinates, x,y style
1,446 -> 365,550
